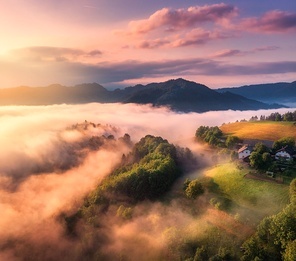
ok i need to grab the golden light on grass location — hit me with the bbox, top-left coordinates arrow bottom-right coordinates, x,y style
220,121 -> 296,141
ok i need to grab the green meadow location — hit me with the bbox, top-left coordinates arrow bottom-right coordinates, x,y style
205,162 -> 289,218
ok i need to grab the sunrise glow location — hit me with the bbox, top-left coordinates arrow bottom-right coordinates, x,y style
0,0 -> 295,89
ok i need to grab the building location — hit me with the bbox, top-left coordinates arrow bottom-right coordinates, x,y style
238,145 -> 252,160
275,146 -> 296,161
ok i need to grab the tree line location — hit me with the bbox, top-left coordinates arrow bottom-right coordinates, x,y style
249,110 -> 296,122
195,125 -> 241,148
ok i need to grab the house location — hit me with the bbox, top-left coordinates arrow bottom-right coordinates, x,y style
275,146 -> 296,161
238,145 -> 252,160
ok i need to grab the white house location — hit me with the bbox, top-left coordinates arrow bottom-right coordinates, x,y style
238,145 -> 252,160
275,146 -> 294,161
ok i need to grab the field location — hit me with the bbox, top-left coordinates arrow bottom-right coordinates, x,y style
205,163 -> 289,217
220,121 -> 296,141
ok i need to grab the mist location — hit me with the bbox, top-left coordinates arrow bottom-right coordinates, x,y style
0,103 -> 294,260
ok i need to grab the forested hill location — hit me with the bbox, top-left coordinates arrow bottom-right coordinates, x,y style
118,78 -> 284,112
218,81 -> 296,106
0,78 -> 285,112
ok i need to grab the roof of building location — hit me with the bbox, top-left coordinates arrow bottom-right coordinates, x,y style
238,145 -> 251,153
275,145 -> 296,156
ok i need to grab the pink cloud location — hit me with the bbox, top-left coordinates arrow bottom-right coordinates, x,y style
172,28 -> 233,47
137,39 -> 170,49
241,10 -> 296,33
211,46 -> 280,58
135,29 -> 234,49
252,46 -> 280,52
128,3 -> 237,34
11,46 -> 102,63
212,49 -> 244,58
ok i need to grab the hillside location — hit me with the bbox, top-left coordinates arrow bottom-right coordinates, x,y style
0,78 -> 285,112
121,78 -> 282,112
218,81 -> 296,106
64,133 -> 290,260
220,121 -> 296,141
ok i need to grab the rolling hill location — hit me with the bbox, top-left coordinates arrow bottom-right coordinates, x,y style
218,81 -> 296,107
220,121 -> 296,141
0,78 -> 286,112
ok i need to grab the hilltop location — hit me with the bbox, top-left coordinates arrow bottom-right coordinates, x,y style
218,81 -> 296,107
0,78 -> 285,112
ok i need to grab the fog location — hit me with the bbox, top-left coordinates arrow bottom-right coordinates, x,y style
0,103 -> 293,260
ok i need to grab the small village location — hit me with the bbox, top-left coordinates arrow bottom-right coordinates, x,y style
195,121 -> 296,184
237,141 -> 296,182
238,143 -> 296,162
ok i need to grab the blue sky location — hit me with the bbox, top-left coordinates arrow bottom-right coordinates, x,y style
0,0 -> 295,88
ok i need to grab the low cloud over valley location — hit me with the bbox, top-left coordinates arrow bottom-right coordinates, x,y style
0,103 -> 294,260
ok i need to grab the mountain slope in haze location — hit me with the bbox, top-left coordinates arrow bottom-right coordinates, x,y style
0,83 -> 110,105
0,79 -> 286,112
121,78 -> 283,112
218,81 -> 296,106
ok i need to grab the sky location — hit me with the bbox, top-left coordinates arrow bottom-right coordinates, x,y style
0,0 -> 296,89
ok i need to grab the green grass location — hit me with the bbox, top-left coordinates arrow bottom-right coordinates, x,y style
205,163 -> 289,215
220,121 -> 296,141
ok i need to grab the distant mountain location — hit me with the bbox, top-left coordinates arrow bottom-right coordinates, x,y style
218,81 -> 296,107
0,79 -> 286,112
117,78 -> 284,112
0,83 -> 109,105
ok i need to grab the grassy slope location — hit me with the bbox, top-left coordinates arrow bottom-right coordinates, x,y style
220,121 -> 296,141
205,163 -> 289,217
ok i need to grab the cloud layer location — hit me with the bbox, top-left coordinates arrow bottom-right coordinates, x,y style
122,4 -> 296,51
11,46 -> 102,62
0,103 -> 294,260
1,51 -> 295,88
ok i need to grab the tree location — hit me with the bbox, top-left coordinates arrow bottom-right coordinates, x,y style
185,179 -> 204,199
275,113 -> 282,121
241,236 -> 265,261
241,195 -> 296,261
183,178 -> 191,191
195,126 -> 209,139
273,137 -> 295,151
209,247 -> 234,261
249,143 -> 272,171
117,205 -> 133,220
195,126 -> 224,147
249,152 -> 263,169
262,152 -> 273,170
283,240 -> 296,261
253,143 -> 269,154
269,204 -> 296,250
225,135 -> 241,148
260,115 -> 266,121
283,112 -> 293,122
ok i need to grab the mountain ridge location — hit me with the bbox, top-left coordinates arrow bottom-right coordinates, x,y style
218,81 -> 296,106
0,78 -> 288,112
